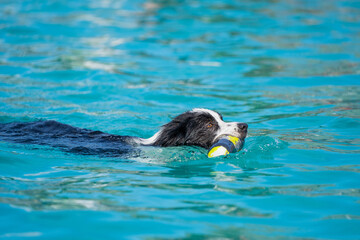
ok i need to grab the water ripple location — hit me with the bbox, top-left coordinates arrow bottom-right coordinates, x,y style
0,0 -> 359,239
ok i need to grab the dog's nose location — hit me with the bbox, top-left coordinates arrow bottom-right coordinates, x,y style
237,123 -> 248,131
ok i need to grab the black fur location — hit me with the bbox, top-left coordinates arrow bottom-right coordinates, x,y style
152,111 -> 219,149
0,120 -> 139,157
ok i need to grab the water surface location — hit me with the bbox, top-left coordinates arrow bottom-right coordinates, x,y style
0,0 -> 359,239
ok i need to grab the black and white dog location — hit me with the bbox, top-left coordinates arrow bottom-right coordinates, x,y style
0,108 -> 247,157
136,108 -> 248,148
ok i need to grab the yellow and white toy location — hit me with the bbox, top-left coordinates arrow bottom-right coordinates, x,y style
207,135 -> 244,158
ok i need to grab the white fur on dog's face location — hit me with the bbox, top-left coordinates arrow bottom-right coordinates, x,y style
139,108 -> 248,149
191,108 -> 247,142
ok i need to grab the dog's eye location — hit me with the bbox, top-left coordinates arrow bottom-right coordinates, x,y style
207,123 -> 213,128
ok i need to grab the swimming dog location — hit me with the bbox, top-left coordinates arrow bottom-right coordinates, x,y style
0,108 -> 247,157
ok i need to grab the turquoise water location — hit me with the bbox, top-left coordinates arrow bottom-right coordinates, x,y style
0,0 -> 360,239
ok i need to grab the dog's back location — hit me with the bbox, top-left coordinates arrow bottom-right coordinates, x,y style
0,120 -> 138,157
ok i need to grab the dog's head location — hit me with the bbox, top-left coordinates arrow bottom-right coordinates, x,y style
149,108 -> 248,149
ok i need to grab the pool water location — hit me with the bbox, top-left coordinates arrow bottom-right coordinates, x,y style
0,0 -> 359,239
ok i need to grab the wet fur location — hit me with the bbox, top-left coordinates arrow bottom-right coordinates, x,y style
0,109 -> 247,157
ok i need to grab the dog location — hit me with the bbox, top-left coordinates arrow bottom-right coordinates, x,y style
0,108 -> 247,157
136,108 -> 248,148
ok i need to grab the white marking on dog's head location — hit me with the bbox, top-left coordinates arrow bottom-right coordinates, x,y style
191,108 -> 247,141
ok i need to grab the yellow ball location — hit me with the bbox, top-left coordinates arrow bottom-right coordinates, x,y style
207,136 -> 242,158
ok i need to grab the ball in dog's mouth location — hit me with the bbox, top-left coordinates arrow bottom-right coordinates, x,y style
207,135 -> 244,158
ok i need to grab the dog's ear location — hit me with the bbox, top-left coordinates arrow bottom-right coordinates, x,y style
152,112 -> 192,147
183,120 -> 196,145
